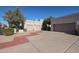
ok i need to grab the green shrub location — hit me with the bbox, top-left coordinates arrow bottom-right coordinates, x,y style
3,28 -> 14,36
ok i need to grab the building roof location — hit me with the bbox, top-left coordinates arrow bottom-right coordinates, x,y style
52,13 -> 79,24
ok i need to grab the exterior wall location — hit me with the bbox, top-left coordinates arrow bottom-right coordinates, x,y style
51,13 -> 79,34
51,20 -> 54,31
53,23 -> 76,34
53,13 -> 79,24
24,20 -> 43,32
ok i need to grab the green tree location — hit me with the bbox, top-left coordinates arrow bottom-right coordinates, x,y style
13,7 -> 26,29
3,10 -> 14,28
42,16 -> 53,31
3,7 -> 26,31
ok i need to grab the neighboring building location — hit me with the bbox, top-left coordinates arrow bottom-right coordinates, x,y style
51,13 -> 79,34
24,19 -> 43,32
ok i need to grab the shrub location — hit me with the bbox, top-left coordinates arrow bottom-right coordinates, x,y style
3,28 -> 14,36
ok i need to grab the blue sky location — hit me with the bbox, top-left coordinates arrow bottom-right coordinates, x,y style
0,6 -> 79,25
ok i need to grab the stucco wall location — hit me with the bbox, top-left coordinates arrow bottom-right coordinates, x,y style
51,13 -> 79,35
24,20 -> 43,31
53,23 -> 76,34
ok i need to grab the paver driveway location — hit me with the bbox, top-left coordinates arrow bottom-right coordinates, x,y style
0,31 -> 79,53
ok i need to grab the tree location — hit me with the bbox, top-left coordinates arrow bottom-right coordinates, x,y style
3,7 -> 26,31
42,16 -> 53,31
13,7 -> 26,29
3,10 -> 14,28
42,19 -> 47,30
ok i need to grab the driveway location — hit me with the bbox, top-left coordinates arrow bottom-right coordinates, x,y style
0,31 -> 79,53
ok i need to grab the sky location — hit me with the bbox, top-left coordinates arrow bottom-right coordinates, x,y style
0,6 -> 79,25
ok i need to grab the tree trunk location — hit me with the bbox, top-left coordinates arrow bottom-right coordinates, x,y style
9,22 -> 12,28
21,21 -> 24,29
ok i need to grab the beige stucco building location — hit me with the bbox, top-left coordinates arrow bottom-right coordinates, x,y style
24,19 -> 43,32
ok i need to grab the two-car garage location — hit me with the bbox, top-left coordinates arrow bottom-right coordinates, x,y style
51,13 -> 79,35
